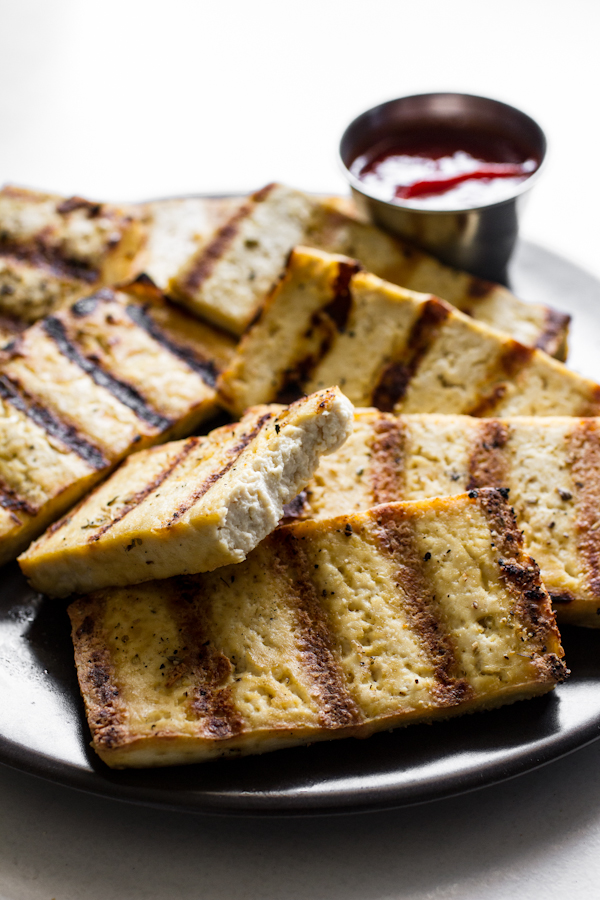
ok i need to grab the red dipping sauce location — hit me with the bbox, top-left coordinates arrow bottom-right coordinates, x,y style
350,125 -> 540,210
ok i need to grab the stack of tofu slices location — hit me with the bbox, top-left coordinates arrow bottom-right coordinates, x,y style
10,180 -> 600,768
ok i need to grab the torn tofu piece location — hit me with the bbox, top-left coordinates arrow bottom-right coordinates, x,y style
168,183 -> 569,357
0,280 -> 236,565
0,185 -> 145,330
67,488 -> 567,769
217,246 -> 599,420
287,410 -> 600,628
20,388 -> 354,596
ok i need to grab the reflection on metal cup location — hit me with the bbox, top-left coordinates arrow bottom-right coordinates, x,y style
339,93 -> 547,286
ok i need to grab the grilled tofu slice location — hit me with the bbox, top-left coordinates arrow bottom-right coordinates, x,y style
168,183 -> 569,357
287,411 -> 600,628
218,247 -> 600,420
134,196 -> 241,290
0,185 -> 145,328
0,282 -> 236,566
20,388 -> 354,596
67,488 -> 567,769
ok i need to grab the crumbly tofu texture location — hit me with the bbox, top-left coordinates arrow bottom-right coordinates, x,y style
0,284 -> 236,566
298,411 -> 600,627
68,489 -> 566,769
20,388 -> 354,596
217,247 -> 600,420
168,184 -> 569,357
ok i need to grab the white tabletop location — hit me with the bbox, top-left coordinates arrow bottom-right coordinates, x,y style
1,1 -> 600,897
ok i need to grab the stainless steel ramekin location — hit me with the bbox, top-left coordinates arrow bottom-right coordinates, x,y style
339,93 -> 547,285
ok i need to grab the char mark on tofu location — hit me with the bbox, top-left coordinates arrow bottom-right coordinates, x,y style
275,531 -> 362,728
467,420 -> 510,490
89,438 -> 202,543
371,503 -> 473,706
125,304 -> 219,387
0,374 -> 107,469
42,316 -> 172,431
371,297 -> 452,412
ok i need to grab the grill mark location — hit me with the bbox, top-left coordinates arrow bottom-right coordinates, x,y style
473,487 -> 568,682
371,504 -> 473,706
179,200 -> 254,293
56,196 -> 102,217
467,276 -> 495,300
274,531 -> 361,728
371,298 -> 451,412
0,242 -> 99,284
321,260 -> 361,333
498,340 -> 534,378
42,316 -> 171,431
167,412 -> 273,525
0,478 -> 38,518
569,420 -> 600,599
0,374 -> 107,469
70,289 -> 114,317
369,415 -> 406,505
68,596 -> 129,751
466,420 -> 510,490
87,438 -> 202,543
167,580 -> 243,739
466,383 -> 508,418
274,260 -> 361,404
125,303 -> 218,387
536,308 -> 571,358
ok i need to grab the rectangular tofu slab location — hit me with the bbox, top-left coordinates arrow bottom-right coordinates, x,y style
20,388 -> 354,596
0,185 -> 145,332
287,411 -> 600,628
168,183 -> 569,357
67,488 -> 567,769
0,280 -> 236,566
218,246 -> 600,420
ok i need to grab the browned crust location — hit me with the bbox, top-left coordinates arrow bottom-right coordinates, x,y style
167,412 -> 273,525
368,414 -> 406,504
466,384 -> 508,418
0,374 -> 107,470
577,385 -> 600,417
68,595 -> 129,751
166,580 -> 243,740
466,420 -> 510,491
88,438 -> 202,543
473,487 -> 568,683
466,276 -> 495,301
371,297 -> 452,412
273,530 -> 362,728
535,308 -> 571,359
274,260 -> 360,404
56,196 -> 102,217
175,189 -> 278,296
370,503 -> 474,706
569,420 -> 600,600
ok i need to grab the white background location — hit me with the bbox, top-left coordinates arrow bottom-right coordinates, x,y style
1,2 -> 600,898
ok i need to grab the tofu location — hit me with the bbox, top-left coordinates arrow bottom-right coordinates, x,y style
134,196 -> 241,290
67,488 -> 567,769
217,246 -> 600,420
0,281 -> 236,565
168,183 -> 569,357
288,411 -> 600,628
0,185 -> 145,327
20,388 -> 354,596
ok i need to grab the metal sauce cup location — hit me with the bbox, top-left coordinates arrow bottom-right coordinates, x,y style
339,93 -> 547,285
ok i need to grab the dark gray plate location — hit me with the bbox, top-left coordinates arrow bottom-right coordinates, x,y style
1,240 -> 599,816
